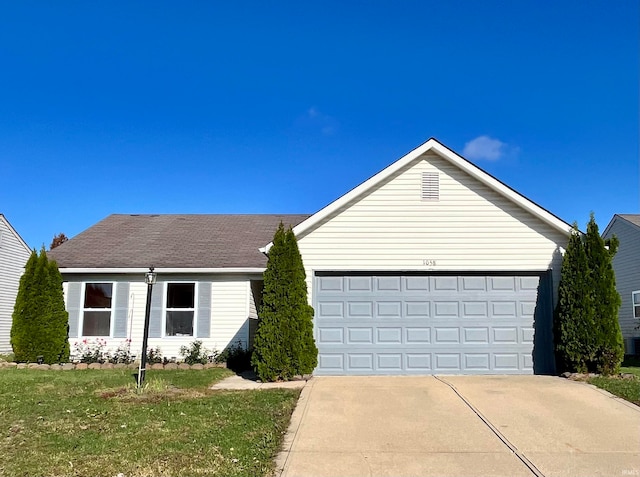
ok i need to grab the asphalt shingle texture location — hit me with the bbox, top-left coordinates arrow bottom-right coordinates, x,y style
47,214 -> 310,269
619,214 -> 640,227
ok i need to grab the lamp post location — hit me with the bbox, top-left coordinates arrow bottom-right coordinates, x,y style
138,267 -> 157,388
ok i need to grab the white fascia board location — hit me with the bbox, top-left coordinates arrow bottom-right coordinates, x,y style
59,267 -> 266,274
262,138 -> 572,253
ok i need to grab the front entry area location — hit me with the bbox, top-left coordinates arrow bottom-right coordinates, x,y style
313,272 -> 554,375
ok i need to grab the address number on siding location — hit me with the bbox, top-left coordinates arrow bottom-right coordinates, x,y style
422,259 -> 437,266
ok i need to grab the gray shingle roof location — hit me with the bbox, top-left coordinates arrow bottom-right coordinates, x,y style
619,214 -> 640,228
47,214 -> 310,269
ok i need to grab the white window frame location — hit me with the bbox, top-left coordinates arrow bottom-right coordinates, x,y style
80,282 -> 115,337
633,291 -> 640,319
163,281 -> 198,338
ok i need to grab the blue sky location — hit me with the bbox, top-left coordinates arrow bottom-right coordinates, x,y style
1,1 -> 638,249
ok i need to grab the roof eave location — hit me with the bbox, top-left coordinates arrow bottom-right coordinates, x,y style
58,267 -> 266,274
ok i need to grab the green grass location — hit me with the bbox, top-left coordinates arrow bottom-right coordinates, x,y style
588,357 -> 640,407
0,368 -> 300,477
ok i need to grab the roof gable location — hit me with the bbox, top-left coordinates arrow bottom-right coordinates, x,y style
263,138 -> 572,252
0,214 -> 31,254
603,214 -> 640,237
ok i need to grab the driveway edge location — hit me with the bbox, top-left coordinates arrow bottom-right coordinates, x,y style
275,378 -> 315,477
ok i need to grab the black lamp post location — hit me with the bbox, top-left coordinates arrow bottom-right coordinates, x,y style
138,267 -> 157,388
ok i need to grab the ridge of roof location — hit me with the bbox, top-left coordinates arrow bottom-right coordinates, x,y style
263,138 -> 573,252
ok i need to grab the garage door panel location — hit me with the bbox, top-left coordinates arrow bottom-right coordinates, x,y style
405,327 -> 430,343
462,302 -> 489,317
377,327 -> 402,343
376,276 -> 402,291
404,276 -> 430,291
405,301 -> 430,317
463,327 -> 490,344
314,273 -> 552,375
376,301 -> 402,317
347,328 -> 373,344
347,302 -> 373,318
432,276 -> 458,291
434,301 -> 459,317
462,276 -> 487,291
347,277 -> 372,291
318,301 -> 344,318
434,327 -> 460,343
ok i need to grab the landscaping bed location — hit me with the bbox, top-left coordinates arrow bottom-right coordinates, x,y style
0,368 -> 300,477
584,358 -> 640,407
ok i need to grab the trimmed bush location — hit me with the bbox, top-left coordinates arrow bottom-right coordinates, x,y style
554,215 -> 624,375
11,249 -> 70,364
584,214 -> 623,374
251,223 -> 318,382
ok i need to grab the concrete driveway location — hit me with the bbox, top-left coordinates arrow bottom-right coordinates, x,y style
277,376 -> 640,477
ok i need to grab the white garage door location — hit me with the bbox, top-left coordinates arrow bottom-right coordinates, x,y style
314,273 -> 553,375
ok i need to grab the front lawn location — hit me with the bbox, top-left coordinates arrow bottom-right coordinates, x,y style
0,368 -> 300,477
588,357 -> 640,407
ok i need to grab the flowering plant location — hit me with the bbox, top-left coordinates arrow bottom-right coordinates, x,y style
108,339 -> 134,364
73,338 -> 108,364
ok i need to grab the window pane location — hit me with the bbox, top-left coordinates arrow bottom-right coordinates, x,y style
633,292 -> 640,305
83,311 -> 111,336
635,306 -> 640,319
167,283 -> 195,308
84,283 -> 113,308
166,311 -> 194,336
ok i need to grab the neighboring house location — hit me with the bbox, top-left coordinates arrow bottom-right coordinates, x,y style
603,214 -> 640,355
0,214 -> 32,354
49,138 -> 573,375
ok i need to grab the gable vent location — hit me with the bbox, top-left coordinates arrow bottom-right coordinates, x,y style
421,172 -> 439,201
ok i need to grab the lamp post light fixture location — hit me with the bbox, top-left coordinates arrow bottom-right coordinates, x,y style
138,266 -> 157,388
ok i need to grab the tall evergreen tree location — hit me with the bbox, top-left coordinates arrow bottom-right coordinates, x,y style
554,225 -> 595,372
584,213 -> 623,374
10,248 -> 69,363
251,223 -> 318,381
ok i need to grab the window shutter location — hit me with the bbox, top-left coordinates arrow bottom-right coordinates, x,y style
196,282 -> 212,338
148,282 -> 164,338
66,282 -> 82,338
421,172 -> 439,201
112,282 -> 130,338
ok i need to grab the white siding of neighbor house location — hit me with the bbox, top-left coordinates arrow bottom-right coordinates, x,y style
63,274 -> 257,361
0,216 -> 31,353
297,152 -> 568,303
603,217 -> 640,352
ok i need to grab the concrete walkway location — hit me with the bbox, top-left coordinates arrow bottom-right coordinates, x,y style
210,371 -> 308,390
277,376 -> 640,477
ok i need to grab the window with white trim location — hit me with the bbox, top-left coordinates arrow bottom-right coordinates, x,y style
165,283 -> 195,336
633,291 -> 640,319
82,283 -> 113,336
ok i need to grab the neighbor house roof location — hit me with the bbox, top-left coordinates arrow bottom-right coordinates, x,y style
48,214 -> 310,271
618,214 -> 640,228
603,214 -> 640,237
262,138 -> 573,252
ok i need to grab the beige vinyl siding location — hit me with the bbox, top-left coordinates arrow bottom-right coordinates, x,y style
603,218 -> 640,350
65,274 -> 255,361
298,152 -> 568,302
209,279 -> 252,351
0,217 -> 31,353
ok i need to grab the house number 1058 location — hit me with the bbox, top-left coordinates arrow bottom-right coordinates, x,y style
422,259 -> 437,266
